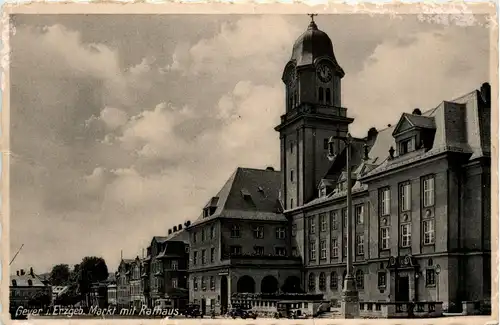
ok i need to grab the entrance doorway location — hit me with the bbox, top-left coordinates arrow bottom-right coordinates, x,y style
396,275 -> 410,302
220,276 -> 228,314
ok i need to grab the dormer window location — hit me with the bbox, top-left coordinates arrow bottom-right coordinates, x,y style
399,137 -> 415,155
319,186 -> 327,198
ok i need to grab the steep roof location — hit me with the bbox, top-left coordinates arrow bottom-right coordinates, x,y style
190,167 -> 285,227
361,86 -> 490,179
11,272 -> 48,287
296,82 -> 490,209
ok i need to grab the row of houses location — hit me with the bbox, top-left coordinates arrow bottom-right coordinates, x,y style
94,228 -> 190,311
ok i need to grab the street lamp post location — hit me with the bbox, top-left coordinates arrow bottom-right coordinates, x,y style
328,132 -> 359,319
435,264 -> 441,302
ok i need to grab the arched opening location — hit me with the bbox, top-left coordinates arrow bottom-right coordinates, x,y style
237,275 -> 255,293
282,276 -> 302,293
356,269 -> 364,290
319,272 -> 326,291
330,271 -> 338,290
318,87 -> 324,103
326,88 -> 331,105
308,273 -> 316,292
261,275 -> 279,293
220,276 -> 228,314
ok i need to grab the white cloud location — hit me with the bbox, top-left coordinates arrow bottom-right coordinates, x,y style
343,28 -> 489,137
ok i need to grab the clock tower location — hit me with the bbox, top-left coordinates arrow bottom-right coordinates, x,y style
275,16 -> 354,209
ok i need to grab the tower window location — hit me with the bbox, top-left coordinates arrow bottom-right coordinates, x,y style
326,88 -> 331,105
323,138 -> 329,150
318,87 -> 324,103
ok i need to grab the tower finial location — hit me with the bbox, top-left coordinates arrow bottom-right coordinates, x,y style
308,13 -> 318,22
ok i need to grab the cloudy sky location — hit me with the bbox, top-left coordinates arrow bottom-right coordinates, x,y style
9,13 -> 491,273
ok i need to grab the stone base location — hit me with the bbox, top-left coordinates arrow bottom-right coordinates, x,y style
340,276 -> 360,319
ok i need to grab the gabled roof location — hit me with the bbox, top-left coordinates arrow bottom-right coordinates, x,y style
392,113 -> 436,136
190,167 -> 285,227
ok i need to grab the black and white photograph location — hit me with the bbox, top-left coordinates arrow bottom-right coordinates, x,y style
5,5 -> 496,321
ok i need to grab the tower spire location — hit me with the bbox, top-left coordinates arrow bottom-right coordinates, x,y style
307,13 -> 318,30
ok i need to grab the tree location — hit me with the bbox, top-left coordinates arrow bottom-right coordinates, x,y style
77,257 -> 108,303
49,264 -> 71,286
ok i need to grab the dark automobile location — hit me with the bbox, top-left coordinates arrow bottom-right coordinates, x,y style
182,304 -> 202,318
228,304 -> 257,319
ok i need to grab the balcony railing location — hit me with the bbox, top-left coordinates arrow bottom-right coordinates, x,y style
358,301 -> 443,318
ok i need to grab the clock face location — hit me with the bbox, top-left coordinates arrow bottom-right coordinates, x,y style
317,64 -> 332,83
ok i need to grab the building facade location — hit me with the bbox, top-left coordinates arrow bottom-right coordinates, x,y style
143,229 -> 189,309
116,259 -> 133,309
10,268 -> 52,312
275,19 -> 491,312
130,257 -> 145,309
186,167 -> 302,315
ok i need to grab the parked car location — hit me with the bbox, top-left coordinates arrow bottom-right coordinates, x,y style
228,304 -> 257,319
182,304 -> 202,318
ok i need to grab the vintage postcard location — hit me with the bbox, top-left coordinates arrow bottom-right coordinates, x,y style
1,2 -> 498,325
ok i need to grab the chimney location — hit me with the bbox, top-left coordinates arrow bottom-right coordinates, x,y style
367,127 -> 378,147
184,220 -> 191,228
412,108 -> 422,115
168,229 -> 173,235
20,269 -> 25,276
173,226 -> 178,232
178,224 -> 182,230
481,82 -> 491,105
16,270 -> 19,276
30,267 -> 34,276
266,166 -> 275,171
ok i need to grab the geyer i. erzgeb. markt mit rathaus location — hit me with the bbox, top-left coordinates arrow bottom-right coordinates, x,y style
95,15 -> 490,319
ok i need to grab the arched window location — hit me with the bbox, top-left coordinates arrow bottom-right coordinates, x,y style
355,269 -> 364,289
330,272 -> 338,290
428,258 -> 434,267
193,277 -> 198,291
308,273 -> 316,292
326,88 -> 331,105
318,87 -> 324,103
319,272 -> 326,291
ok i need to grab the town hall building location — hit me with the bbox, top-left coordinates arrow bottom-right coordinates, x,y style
185,17 -> 491,315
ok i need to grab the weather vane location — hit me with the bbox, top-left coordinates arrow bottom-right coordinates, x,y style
308,13 -> 318,22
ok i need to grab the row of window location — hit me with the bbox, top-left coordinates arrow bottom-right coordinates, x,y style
307,267 -> 437,292
229,225 -> 286,239
308,270 -> 364,291
192,247 -> 216,265
151,260 -> 179,273
380,219 -> 435,250
305,206 -> 365,235
379,175 -> 435,215
228,245 -> 287,256
130,283 -> 142,295
309,236 -> 365,260
308,220 -> 436,260
192,276 -> 216,291
193,225 -> 216,244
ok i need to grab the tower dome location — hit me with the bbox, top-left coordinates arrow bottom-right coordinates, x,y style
289,18 -> 344,76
